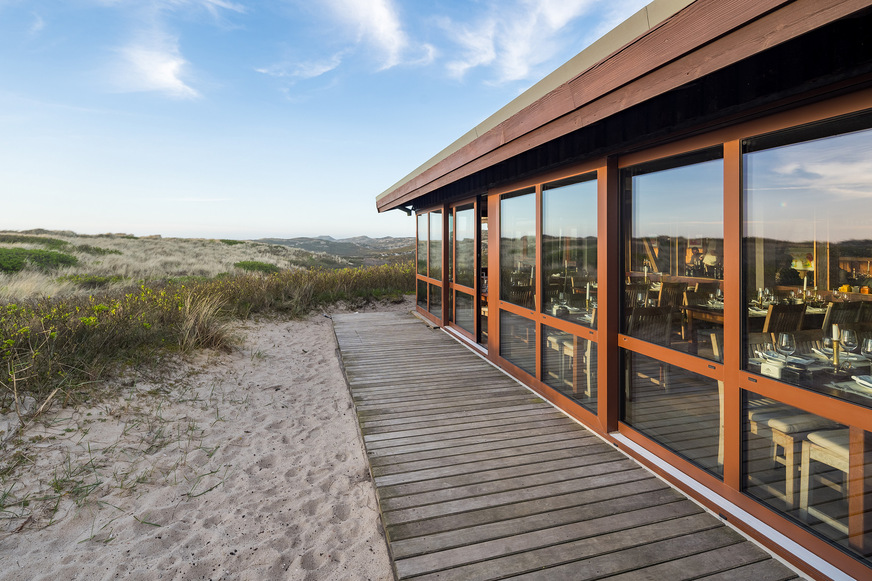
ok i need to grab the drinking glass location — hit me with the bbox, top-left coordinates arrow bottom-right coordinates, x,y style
777,332 -> 796,357
841,329 -> 858,353
822,336 -> 834,355
862,337 -> 872,359
860,337 -> 872,359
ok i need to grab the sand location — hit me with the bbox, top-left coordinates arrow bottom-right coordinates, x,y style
0,298 -> 414,581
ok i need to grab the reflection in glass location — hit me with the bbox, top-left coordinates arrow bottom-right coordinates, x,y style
455,291 -> 474,334
743,119 -> 872,406
744,391 -> 871,565
622,149 -> 724,361
542,174 -> 597,328
543,325 -> 597,412
448,210 -> 454,283
623,350 -> 723,478
500,310 -> 535,375
500,189 -> 536,310
428,283 -> 441,318
417,279 -> 426,310
417,213 -> 427,276
429,211 -> 442,281
455,204 -> 476,289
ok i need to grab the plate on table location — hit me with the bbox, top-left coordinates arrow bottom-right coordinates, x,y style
852,375 -> 872,391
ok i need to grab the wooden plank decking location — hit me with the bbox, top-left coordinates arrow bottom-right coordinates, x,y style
332,311 -> 804,581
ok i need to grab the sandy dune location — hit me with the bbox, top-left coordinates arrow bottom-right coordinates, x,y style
0,300 -> 411,580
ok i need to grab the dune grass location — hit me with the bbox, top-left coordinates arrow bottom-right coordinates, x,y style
0,262 -> 415,418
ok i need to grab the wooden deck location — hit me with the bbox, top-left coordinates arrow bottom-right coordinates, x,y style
332,311 -> 804,581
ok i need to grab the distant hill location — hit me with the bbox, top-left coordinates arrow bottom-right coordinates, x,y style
254,236 -> 415,267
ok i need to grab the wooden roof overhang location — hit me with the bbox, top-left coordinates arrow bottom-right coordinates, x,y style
376,0 -> 872,214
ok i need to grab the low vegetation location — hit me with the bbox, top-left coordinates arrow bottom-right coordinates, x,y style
233,260 -> 281,274
0,232 -> 414,416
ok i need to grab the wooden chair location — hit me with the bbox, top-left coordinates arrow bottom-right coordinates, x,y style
627,306 -> 672,346
695,281 -> 720,297
762,303 -> 805,334
822,301 -> 862,330
626,306 -> 673,391
799,428 -> 850,535
625,282 -> 651,309
791,329 -> 824,355
858,301 -> 872,323
658,281 -> 687,309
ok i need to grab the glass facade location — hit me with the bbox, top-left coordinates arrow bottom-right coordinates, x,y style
500,310 -> 535,375
624,351 -> 723,477
543,325 -> 597,412
417,213 -> 427,276
542,174 -> 597,328
455,204 -> 475,289
743,117 -> 872,408
744,391 -> 870,562
622,148 -> 725,361
413,105 -> 872,576
500,189 -> 536,310
429,211 -> 442,281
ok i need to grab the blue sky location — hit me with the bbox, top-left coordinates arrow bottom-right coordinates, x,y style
0,0 -> 649,239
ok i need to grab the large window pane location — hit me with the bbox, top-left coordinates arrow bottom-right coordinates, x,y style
428,283 -> 441,318
743,117 -> 872,407
417,213 -> 427,276
622,149 -> 724,361
417,279 -> 426,310
744,391 -> 871,566
542,174 -> 597,328
455,291 -> 474,334
624,351 -> 723,478
455,204 -> 476,289
543,325 -> 597,412
500,311 -> 535,375
429,211 -> 442,281
500,189 -> 536,310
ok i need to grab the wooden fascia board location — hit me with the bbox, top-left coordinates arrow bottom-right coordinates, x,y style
377,0 -> 868,212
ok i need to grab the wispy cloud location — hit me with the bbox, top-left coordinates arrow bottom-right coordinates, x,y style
106,0 -> 246,99
29,12 -> 44,34
115,36 -> 200,99
443,0 -> 603,83
321,0 -> 434,70
256,52 -> 346,81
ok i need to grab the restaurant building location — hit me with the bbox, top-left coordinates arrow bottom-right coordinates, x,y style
376,0 -> 872,578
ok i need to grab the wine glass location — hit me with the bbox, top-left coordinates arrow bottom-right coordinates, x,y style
777,332 -> 796,358
862,337 -> 872,359
822,336 -> 835,358
841,328 -> 858,353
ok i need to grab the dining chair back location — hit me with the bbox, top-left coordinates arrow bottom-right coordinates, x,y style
658,281 -> 687,308
627,306 -> 673,346
791,329 -> 823,355
762,303 -> 805,334
821,300 -> 862,330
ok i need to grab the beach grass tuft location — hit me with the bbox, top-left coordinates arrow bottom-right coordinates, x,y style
0,261 -> 414,416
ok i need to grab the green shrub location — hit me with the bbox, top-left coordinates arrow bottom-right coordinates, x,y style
0,248 -> 28,273
219,239 -> 245,246
74,244 -> 122,256
0,234 -> 68,250
0,248 -> 79,273
233,260 -> 280,274
0,261 -> 415,412
56,274 -> 126,289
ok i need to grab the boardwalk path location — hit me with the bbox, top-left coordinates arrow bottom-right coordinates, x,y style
332,311 -> 801,581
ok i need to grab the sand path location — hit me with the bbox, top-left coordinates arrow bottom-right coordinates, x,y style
0,300 -> 409,580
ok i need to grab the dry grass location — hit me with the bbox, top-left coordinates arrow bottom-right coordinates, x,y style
0,231 -> 350,299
